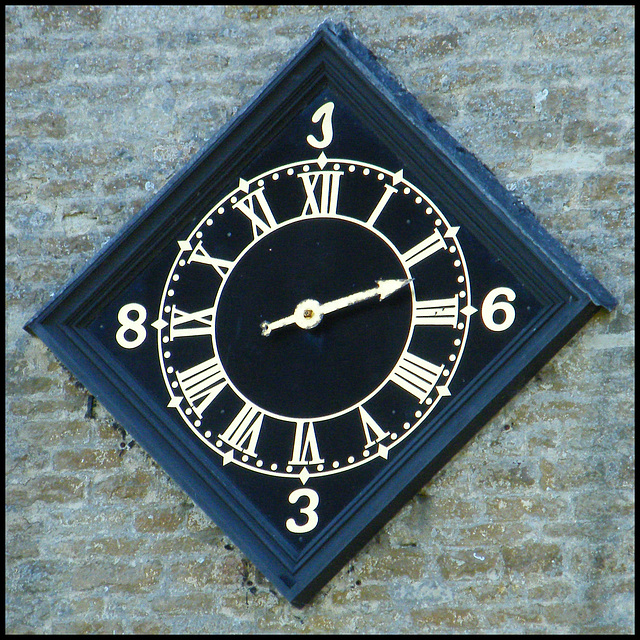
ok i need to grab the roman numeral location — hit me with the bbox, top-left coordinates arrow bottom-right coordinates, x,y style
367,183 -> 398,226
414,295 -> 459,327
169,305 -> 215,340
175,356 -> 227,418
186,240 -> 234,278
402,228 -> 447,268
218,403 -> 264,458
298,169 -> 343,216
390,352 -> 444,402
359,406 -> 390,449
232,185 -> 277,239
288,421 -> 324,466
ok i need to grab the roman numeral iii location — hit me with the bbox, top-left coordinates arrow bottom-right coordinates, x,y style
414,295 -> 459,327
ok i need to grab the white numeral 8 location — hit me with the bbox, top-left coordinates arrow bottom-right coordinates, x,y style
116,303 -> 147,349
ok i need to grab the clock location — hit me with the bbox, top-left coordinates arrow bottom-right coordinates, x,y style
24,21 -> 616,605
155,150 -> 474,486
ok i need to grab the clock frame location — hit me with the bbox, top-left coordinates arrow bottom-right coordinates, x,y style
24,21 -> 616,605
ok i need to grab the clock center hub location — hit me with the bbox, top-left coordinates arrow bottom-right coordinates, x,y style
295,299 -> 323,329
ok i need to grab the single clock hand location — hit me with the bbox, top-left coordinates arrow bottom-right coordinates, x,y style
260,278 -> 412,336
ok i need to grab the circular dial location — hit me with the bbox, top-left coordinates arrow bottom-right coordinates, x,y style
215,215 -> 411,419
156,157 -> 472,481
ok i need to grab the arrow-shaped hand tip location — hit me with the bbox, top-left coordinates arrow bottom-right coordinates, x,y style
376,278 -> 413,300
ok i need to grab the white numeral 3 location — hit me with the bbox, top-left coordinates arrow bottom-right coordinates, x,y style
286,488 -> 319,534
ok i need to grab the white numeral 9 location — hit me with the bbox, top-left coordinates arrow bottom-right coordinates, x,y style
116,303 -> 147,348
286,488 -> 319,534
481,287 -> 516,332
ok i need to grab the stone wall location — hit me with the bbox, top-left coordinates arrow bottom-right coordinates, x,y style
6,5 -> 634,633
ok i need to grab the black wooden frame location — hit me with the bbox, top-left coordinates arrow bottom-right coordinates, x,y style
25,21 -> 616,605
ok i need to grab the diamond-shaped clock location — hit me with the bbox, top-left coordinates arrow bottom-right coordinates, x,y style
24,21 -> 616,605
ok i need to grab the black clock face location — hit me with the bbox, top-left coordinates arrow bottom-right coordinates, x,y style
154,150 -> 473,483
87,90 -> 544,542
214,215 -> 412,419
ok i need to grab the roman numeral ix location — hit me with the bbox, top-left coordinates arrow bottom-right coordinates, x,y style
169,305 -> 215,340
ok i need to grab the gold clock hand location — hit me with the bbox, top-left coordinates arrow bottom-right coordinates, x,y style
260,278 -> 411,336
260,309 -> 302,336
260,299 -> 323,336
318,278 -> 412,316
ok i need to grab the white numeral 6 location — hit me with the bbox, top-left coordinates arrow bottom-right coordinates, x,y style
481,287 -> 516,332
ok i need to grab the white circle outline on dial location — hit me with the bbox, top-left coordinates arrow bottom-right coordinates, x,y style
211,213 -> 412,423
157,158 -> 471,479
